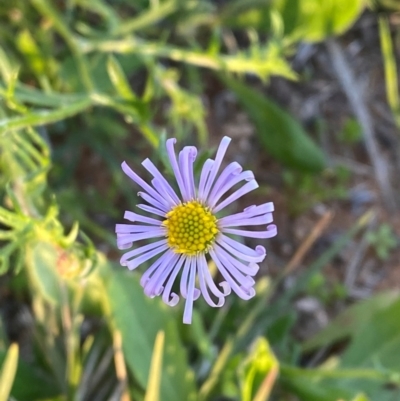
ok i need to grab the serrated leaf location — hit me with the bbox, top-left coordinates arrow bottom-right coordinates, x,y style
224,77 -> 326,172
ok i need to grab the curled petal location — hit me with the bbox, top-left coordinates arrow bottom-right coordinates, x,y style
162,256 -> 185,306
219,213 -> 273,228
217,234 -> 266,263
222,224 -> 278,239
213,243 -> 259,276
197,253 -> 225,307
210,249 -> 255,300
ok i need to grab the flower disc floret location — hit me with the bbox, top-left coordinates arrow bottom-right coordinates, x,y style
163,201 -> 218,255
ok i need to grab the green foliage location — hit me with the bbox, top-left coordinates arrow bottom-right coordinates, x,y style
366,223 -> 398,260
0,1 -> 398,401
224,77 -> 326,172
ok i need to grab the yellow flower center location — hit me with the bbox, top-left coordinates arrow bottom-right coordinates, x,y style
163,201 -> 219,255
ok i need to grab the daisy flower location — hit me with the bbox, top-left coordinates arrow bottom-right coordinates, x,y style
116,136 -> 277,324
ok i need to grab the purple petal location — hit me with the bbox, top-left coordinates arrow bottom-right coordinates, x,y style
117,229 -> 166,249
123,211 -> 162,225
179,146 -> 197,201
208,171 -> 254,209
121,161 -> 172,209
166,138 -> 189,200
142,158 -> 180,204
115,224 -> 164,233
219,202 -> 275,225
143,252 -> 180,297
137,204 -> 166,218
210,249 -> 256,300
213,245 -> 255,288
120,239 -> 167,266
213,180 -> 258,213
198,159 -> 214,200
197,253 -> 225,307
162,256 -> 186,306
208,162 -> 242,202
126,243 -> 169,270
138,192 -> 169,213
183,257 -> 197,324
219,213 -> 273,228
213,243 -> 259,276
151,179 -> 178,206
141,250 -> 175,294
222,224 -> 277,239
217,234 -> 266,263
201,136 -> 231,201
180,257 -> 201,300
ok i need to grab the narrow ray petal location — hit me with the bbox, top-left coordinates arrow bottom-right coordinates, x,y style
198,159 -> 214,200
162,256 -> 186,306
183,257 -> 197,324
210,249 -> 256,300
137,204 -> 166,217
123,211 -> 162,225
166,138 -> 188,200
120,239 -> 167,266
197,254 -> 225,307
121,161 -> 172,209
222,224 -> 278,238
202,136 -> 231,200
217,234 -> 266,263
142,158 -> 180,203
213,180 -> 258,213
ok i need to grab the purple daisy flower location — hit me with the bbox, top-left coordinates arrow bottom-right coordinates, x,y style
116,136 -> 277,324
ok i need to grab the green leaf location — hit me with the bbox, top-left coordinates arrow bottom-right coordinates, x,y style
224,77 -> 326,172
25,241 -> 62,305
238,337 -> 278,401
0,344 -> 18,401
144,331 -> 164,401
341,297 -> 400,370
0,99 -> 92,137
106,269 -> 197,401
107,55 -> 137,101
0,349 -> 60,401
303,291 -> 400,352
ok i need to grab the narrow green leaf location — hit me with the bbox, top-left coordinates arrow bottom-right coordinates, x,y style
144,331 -> 165,401
107,55 -> 137,101
25,241 -> 62,305
224,77 -> 326,172
106,269 -> 196,401
0,344 -> 18,401
303,291 -> 399,352
0,99 -> 92,136
378,16 -> 400,130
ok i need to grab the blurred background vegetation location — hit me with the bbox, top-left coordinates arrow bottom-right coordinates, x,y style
1,0 -> 400,400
